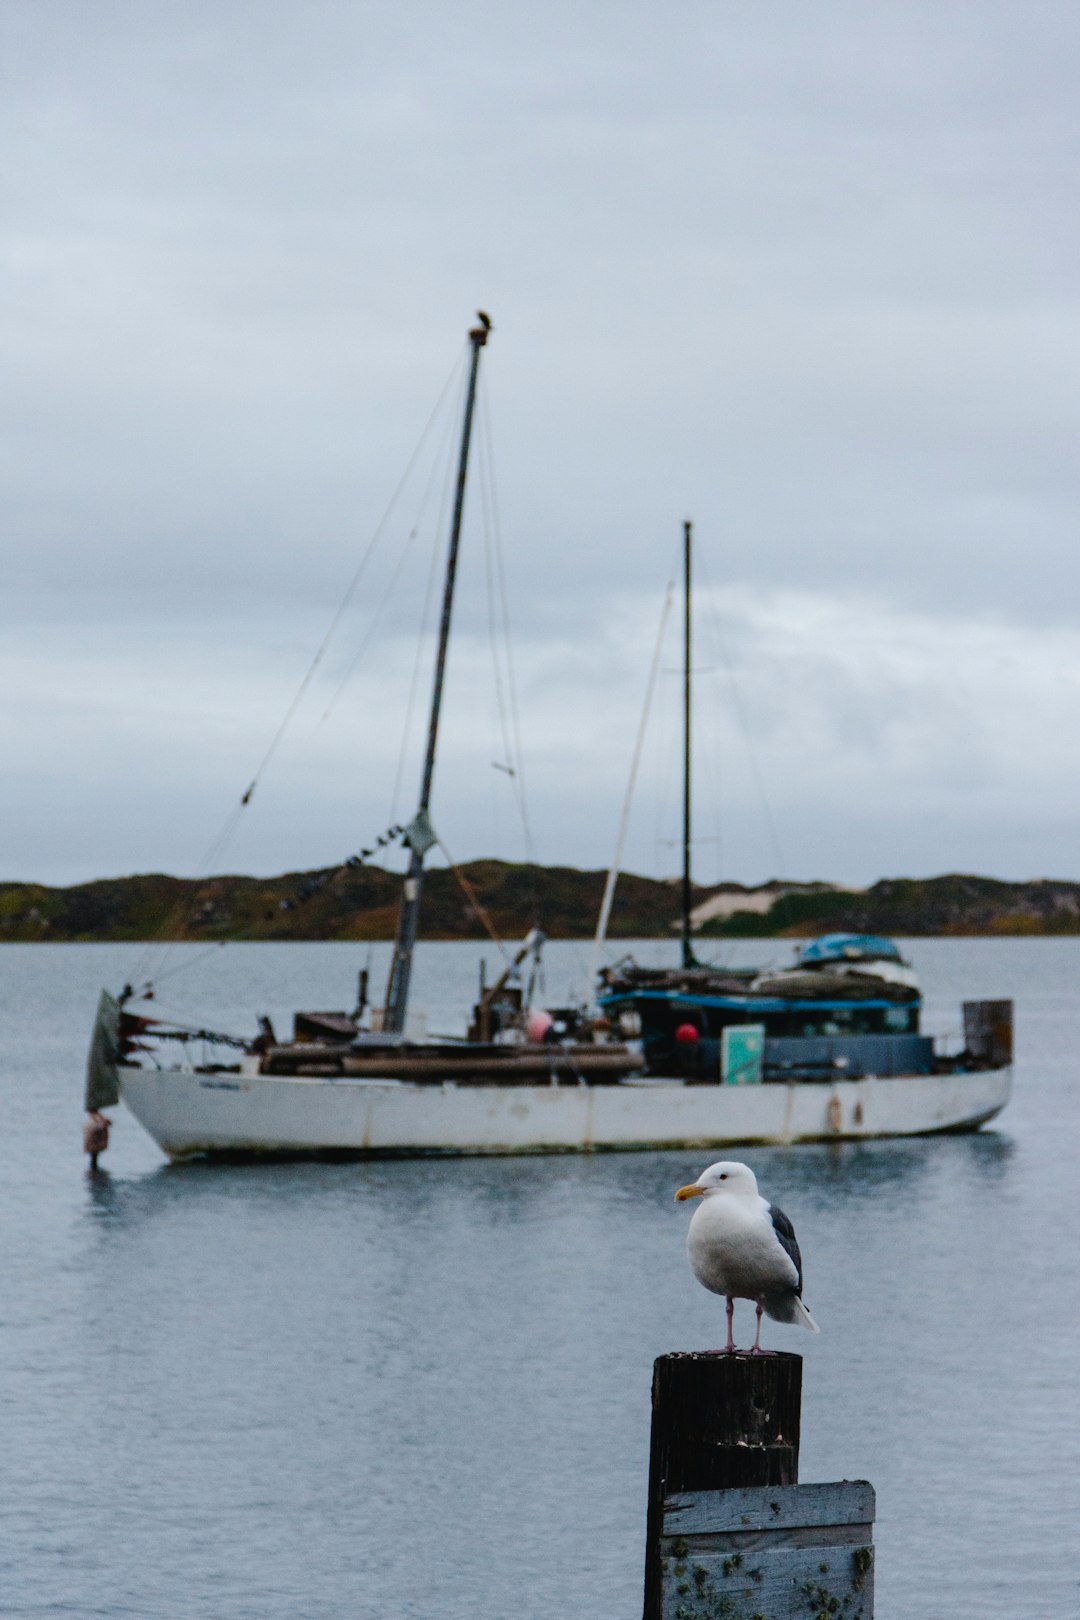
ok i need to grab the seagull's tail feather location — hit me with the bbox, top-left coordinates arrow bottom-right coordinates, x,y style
764,1291 -> 821,1333
792,1297 -> 820,1334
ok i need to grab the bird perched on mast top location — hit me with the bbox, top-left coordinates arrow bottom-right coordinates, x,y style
675,1161 -> 820,1353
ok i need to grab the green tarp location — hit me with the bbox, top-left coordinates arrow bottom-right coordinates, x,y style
85,989 -> 121,1111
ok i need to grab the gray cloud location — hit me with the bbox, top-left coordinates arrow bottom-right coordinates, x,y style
5,1 -> 1080,884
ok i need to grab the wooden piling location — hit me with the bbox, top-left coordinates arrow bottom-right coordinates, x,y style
643,1352 -> 874,1619
645,1352 -> 801,1618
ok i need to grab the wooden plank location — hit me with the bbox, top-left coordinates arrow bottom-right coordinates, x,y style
664,1480 -> 875,1537
663,1519 -> 870,1559
661,1537 -> 874,1620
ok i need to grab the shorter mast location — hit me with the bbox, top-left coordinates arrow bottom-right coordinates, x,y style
383,315 -> 491,1034
681,518 -> 694,969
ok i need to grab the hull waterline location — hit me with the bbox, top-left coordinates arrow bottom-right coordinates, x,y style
117,1064 -> 1012,1162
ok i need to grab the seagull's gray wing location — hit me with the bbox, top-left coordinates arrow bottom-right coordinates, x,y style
768,1203 -> 804,1293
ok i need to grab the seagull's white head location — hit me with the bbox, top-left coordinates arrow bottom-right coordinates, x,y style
674,1160 -> 759,1203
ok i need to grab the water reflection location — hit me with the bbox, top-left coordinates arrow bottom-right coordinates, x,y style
9,937 -> 1077,1618
84,1164 -> 123,1220
79,1124 -> 1019,1245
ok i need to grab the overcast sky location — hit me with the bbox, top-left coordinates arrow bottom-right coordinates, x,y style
6,0 -> 1080,891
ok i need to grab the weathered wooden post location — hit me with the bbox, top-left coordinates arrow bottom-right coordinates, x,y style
644,1352 -> 874,1620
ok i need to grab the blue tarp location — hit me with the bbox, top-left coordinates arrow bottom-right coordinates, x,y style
797,933 -> 903,967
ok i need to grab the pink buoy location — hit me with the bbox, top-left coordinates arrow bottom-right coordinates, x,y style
83,1110 -> 110,1168
526,1009 -> 554,1043
674,1023 -> 700,1044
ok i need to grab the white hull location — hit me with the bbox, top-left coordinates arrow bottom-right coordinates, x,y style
118,1062 -> 1012,1161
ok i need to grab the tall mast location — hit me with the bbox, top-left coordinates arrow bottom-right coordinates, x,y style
383,315 -> 491,1033
681,518 -> 694,969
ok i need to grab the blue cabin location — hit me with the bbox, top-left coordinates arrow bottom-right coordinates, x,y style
597,934 -> 927,1081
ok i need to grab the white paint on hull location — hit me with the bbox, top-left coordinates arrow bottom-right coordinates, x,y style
117,1064 -> 1012,1161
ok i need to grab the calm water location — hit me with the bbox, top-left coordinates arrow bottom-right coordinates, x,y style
2,937 -> 1078,1619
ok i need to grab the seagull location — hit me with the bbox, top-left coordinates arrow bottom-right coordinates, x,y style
675,1161 -> 820,1353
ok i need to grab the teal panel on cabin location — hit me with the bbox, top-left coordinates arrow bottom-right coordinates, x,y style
721,1023 -> 764,1085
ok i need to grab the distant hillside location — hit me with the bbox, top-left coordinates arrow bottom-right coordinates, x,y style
0,861 -> 690,943
700,874 -> 1080,937
3,866 -> 1080,943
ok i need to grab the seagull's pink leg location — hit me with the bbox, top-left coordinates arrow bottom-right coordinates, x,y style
748,1300 -> 777,1355
723,1295 -> 736,1353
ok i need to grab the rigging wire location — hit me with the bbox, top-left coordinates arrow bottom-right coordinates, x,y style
477,368 -> 536,863
130,815 -> 408,1003
479,427 -> 515,787
316,528 -> 421,725
116,995 -> 250,1046
234,345 -> 469,813
647,530 -> 685,875
585,572 -> 677,997
388,366 -> 469,827
695,548 -> 787,879
435,836 -> 513,965
132,940 -> 230,994
651,675 -> 682,871
698,663 -> 725,887
318,359 -> 468,727
129,341 -> 470,994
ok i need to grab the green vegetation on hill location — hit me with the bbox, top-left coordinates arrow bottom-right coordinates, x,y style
3,866 -> 1079,943
0,861 -> 687,943
701,874 -> 1080,937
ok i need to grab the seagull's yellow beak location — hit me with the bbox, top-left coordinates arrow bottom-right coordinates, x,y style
675,1183 -> 705,1202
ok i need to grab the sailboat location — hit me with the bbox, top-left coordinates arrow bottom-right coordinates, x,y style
84,340 -> 1012,1162
595,521 -> 1014,1137
86,315 -> 642,1161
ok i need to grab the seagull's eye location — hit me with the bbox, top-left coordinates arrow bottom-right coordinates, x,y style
718,1173 -> 727,1180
